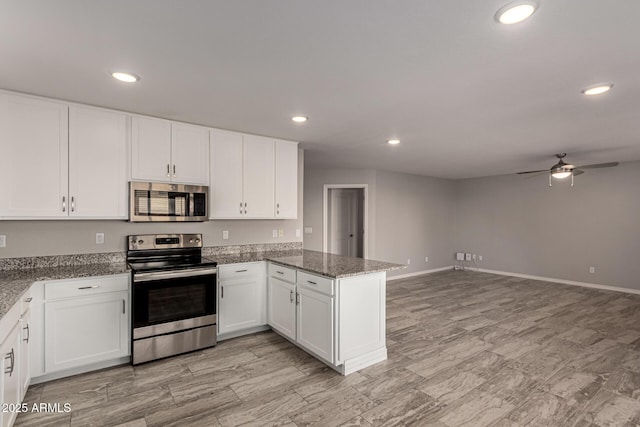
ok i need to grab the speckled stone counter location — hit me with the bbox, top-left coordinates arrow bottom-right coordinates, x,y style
0,262 -> 129,321
267,250 -> 405,278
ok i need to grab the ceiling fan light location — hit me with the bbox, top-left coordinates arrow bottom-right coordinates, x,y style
551,170 -> 572,179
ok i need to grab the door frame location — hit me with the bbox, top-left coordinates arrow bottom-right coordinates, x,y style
323,184 -> 368,258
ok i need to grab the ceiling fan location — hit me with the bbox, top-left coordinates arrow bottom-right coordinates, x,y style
517,153 -> 619,186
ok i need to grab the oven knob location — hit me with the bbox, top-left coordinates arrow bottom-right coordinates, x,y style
196,239 -> 201,243
138,240 -> 144,245
189,239 -> 194,243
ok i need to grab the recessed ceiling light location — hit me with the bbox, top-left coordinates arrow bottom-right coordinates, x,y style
292,116 -> 308,123
581,83 -> 613,96
111,72 -> 140,83
495,1 -> 538,24
387,139 -> 400,145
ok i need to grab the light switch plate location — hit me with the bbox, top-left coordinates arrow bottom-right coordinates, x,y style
272,229 -> 278,238
95,233 -> 105,245
0,235 -> 6,248
278,229 -> 284,238
295,229 -> 301,238
223,230 -> 229,240
304,227 -> 313,234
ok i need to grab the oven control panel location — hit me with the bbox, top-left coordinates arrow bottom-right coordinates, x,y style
128,234 -> 202,250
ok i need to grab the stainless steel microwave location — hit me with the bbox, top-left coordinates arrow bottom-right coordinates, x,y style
129,181 -> 208,222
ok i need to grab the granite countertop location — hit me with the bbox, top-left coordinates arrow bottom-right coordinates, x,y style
265,250 -> 405,279
0,263 -> 129,321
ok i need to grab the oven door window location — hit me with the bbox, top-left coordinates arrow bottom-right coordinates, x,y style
133,274 -> 216,328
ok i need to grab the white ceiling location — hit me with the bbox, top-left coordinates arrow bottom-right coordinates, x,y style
2,1 -> 639,179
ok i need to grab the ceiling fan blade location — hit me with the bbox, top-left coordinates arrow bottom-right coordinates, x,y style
517,169 -> 548,175
573,169 -> 584,176
575,161 -> 619,170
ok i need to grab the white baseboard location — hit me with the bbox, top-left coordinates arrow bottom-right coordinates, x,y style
475,268 -> 640,296
387,266 -> 453,281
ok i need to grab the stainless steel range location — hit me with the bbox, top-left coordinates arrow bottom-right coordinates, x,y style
127,233 -> 217,365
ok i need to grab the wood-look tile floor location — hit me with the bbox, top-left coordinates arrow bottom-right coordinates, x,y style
15,270 -> 640,427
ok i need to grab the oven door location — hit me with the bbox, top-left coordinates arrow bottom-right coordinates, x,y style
132,267 -> 216,339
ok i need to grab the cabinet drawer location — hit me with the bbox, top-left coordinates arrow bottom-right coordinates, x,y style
268,263 -> 296,283
297,271 -> 334,296
218,262 -> 263,281
45,274 -> 129,300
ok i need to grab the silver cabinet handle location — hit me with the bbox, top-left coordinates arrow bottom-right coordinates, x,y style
62,196 -> 66,212
167,164 -> 170,177
235,269 -> 248,273
4,349 -> 14,376
78,285 -> 99,290
71,196 -> 75,212
23,324 -> 29,343
173,164 -> 176,177
221,285 -> 224,299
307,280 -> 317,285
277,203 -> 280,215
122,300 -> 126,314
240,202 -> 243,214
290,289 -> 294,302
296,292 -> 300,304
276,271 -> 284,275
244,202 -> 247,214
24,297 -> 32,303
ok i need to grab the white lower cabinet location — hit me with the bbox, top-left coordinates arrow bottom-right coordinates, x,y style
218,262 -> 266,336
267,262 -> 387,374
43,275 -> 129,374
1,322 -> 20,427
267,276 -> 296,341
296,286 -> 334,363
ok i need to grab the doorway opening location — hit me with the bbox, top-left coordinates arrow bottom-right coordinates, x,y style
323,184 -> 368,258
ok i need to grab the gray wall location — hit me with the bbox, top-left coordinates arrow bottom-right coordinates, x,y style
0,150 -> 304,258
304,167 -> 456,277
455,161 -> 640,290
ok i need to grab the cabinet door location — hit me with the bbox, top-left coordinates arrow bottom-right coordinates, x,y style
131,116 -> 172,182
274,140 -> 298,219
297,287 -> 334,364
243,135 -> 275,218
1,323 -> 21,427
19,310 -> 30,400
44,292 -> 129,373
0,94 -> 68,218
210,129 -> 244,218
267,277 -> 296,341
171,123 -> 209,185
69,106 -> 128,218
218,265 -> 266,335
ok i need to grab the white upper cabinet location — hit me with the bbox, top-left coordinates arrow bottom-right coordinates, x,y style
275,140 -> 298,219
171,123 -> 209,185
0,94 -> 69,218
131,116 -> 209,185
210,131 -> 275,219
69,106 -> 128,218
131,116 -> 172,183
210,131 -> 297,220
210,129 -> 244,218
243,135 -> 275,219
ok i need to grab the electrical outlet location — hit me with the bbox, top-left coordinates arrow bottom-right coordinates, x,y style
407,258 -> 411,265
272,229 -> 278,238
465,253 -> 472,261
223,230 -> 229,240
589,266 -> 596,274
472,254 -> 476,260
278,229 -> 284,238
0,235 -> 5,248
425,256 -> 429,262
296,229 -> 301,238
478,255 -> 483,261
95,233 -> 105,245
304,227 -> 313,234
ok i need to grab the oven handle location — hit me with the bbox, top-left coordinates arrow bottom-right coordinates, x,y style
133,268 -> 217,282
